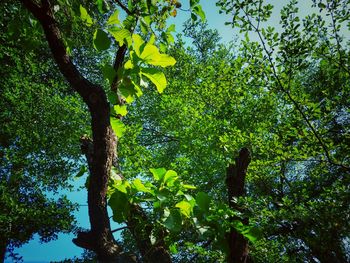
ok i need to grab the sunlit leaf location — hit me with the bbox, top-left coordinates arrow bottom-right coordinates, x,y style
107,9 -> 120,25
176,200 -> 192,218
110,117 -> 126,138
141,68 -> 167,93
150,168 -> 167,181
80,5 -> 93,26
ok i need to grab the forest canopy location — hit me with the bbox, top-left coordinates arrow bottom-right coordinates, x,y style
1,0 -> 349,262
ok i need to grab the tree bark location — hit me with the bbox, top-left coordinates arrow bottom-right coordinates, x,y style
225,148 -> 251,263
19,1 -> 135,261
19,2 -> 171,262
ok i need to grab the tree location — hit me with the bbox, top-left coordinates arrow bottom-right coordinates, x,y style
3,0 -> 349,262
12,0 -> 206,262
0,1 -> 89,261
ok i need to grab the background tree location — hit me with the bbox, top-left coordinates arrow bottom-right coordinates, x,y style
0,1 -> 89,261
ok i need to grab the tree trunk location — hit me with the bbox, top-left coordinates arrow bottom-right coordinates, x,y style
225,148 -> 251,263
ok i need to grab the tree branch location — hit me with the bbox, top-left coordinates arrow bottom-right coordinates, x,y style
115,0 -> 133,15
20,0 -> 105,108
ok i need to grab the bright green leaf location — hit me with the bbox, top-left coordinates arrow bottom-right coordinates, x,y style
132,178 -> 150,193
141,68 -> 167,93
110,117 -> 126,138
109,27 -> 132,47
176,200 -> 192,218
193,5 -> 206,21
80,5 -> 93,26
107,9 -> 120,25
150,168 -> 167,181
163,170 -> 178,186
182,184 -> 197,190
114,105 -> 128,116
132,34 -> 145,57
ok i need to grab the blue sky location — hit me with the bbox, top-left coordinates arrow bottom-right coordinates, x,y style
10,0 -> 331,261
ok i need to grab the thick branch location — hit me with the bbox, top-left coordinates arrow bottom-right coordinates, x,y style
20,0 -> 105,107
19,1 -> 127,261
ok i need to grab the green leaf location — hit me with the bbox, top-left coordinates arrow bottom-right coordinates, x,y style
167,24 -> 176,32
75,165 -> 87,178
108,191 -> 130,223
114,105 -> 128,116
132,178 -> 150,193
196,192 -> 210,213
163,209 -> 182,232
107,10 -> 120,26
176,200 -> 192,218
95,0 -> 104,13
80,5 -> 93,26
163,170 -> 178,186
190,0 -> 200,7
150,168 -> 167,181
244,226 -> 263,243
109,27 -> 132,47
115,180 -> 131,194
110,117 -> 126,138
101,64 -> 116,84
139,44 -> 176,67
141,68 -> 167,93
93,29 -> 111,51
132,34 -> 146,57
193,5 -> 206,21
169,243 -> 178,254
182,184 -> 197,190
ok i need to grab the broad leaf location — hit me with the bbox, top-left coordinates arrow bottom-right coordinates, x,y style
114,105 -> 128,116
132,178 -> 150,193
80,5 -> 93,26
93,29 -> 111,51
176,200 -> 192,218
107,10 -> 120,25
150,168 -> 167,181
101,64 -> 116,84
110,117 -> 126,138
196,192 -> 210,213
163,170 -> 178,186
163,209 -> 182,232
108,191 -> 129,223
139,44 -> 176,67
193,5 -> 206,21
109,27 -> 132,47
141,68 -> 167,93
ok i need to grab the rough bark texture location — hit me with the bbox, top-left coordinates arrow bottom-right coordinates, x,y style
19,1 -> 133,261
19,1 -> 171,262
226,148 -> 251,263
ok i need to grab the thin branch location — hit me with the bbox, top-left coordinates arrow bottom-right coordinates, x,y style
242,7 -> 349,172
112,226 -> 129,233
20,0 -> 103,107
115,0 -> 133,15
